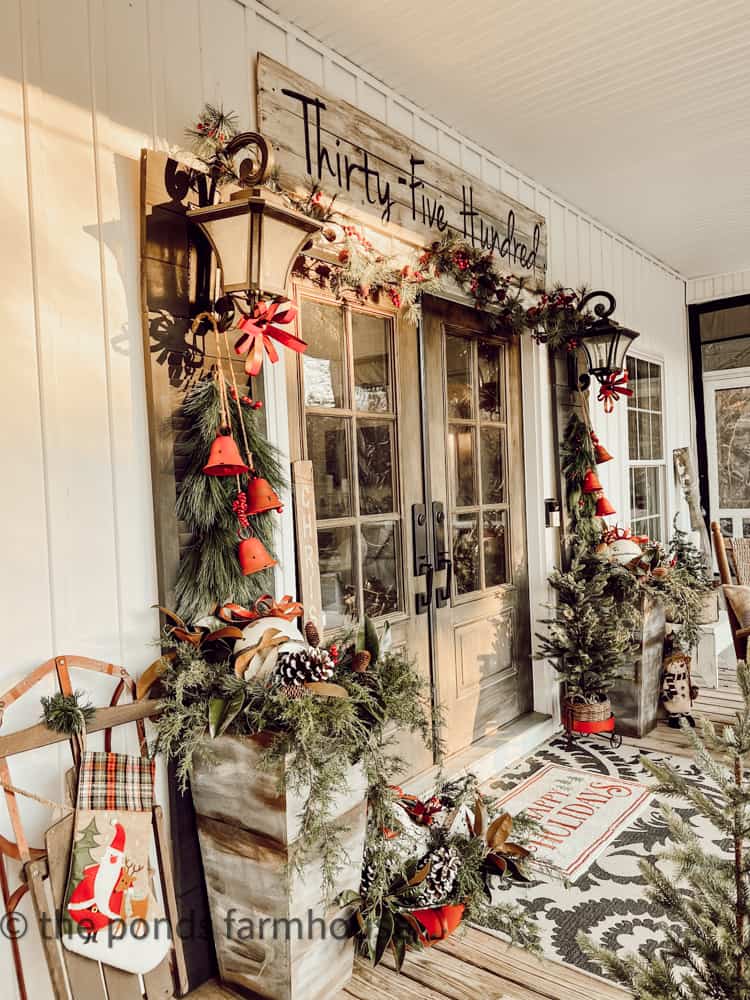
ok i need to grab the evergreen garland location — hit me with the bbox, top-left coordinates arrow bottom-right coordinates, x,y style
174,376 -> 286,622
560,412 -> 600,549
580,661 -> 750,999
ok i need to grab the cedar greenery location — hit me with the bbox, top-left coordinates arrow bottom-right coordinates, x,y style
151,624 -> 434,899
174,376 -> 285,622
579,661 -> 750,999
41,690 -> 96,735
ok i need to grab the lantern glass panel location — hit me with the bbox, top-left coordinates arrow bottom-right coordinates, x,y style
201,212 -> 250,290
258,212 -> 310,297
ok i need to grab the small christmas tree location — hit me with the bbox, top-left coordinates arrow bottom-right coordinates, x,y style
668,514 -> 713,591
580,661 -> 750,999
538,550 -> 640,704
174,376 -> 285,622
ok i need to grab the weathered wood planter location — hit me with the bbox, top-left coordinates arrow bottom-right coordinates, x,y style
190,733 -> 368,1000
609,596 -> 666,738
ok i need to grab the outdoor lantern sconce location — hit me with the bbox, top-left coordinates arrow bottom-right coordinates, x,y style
575,290 -> 640,390
187,132 -> 322,298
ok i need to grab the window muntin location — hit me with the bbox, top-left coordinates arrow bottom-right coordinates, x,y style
300,297 -> 402,629
445,331 -> 510,596
627,355 -> 666,542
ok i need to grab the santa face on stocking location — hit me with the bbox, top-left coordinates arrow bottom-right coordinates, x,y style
66,820 -> 146,933
62,752 -> 170,975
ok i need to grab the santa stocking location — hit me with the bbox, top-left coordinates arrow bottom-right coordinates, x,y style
62,751 -> 170,974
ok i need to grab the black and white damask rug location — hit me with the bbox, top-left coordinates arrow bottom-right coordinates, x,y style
484,734 -> 724,979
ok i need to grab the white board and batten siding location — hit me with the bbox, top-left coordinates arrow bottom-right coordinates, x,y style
688,269 -> 750,304
1,2 -> 689,997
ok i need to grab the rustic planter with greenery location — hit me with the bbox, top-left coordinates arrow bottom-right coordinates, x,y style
608,595 -> 666,738
191,733 -> 367,1000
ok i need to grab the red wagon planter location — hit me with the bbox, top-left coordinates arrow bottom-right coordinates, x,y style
562,697 -> 622,749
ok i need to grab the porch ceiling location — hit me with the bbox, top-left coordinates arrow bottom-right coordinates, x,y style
261,0 -> 750,279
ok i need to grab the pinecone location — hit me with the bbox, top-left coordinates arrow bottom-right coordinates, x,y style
359,860 -> 378,894
282,683 -> 308,700
275,646 -> 334,687
304,621 -> 321,647
412,844 -> 461,906
352,650 -> 371,673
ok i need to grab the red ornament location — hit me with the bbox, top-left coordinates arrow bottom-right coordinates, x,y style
238,537 -> 277,576
410,904 -> 465,946
595,494 -> 616,517
233,490 -> 250,529
581,469 -> 603,494
203,430 -> 250,476
246,476 -> 283,515
591,431 -> 614,464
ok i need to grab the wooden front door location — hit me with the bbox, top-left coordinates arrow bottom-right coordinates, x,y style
290,286 -> 433,777
423,297 -> 532,757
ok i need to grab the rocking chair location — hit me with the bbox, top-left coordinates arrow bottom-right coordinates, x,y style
711,522 -> 750,661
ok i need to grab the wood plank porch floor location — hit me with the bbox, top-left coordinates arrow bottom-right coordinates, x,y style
189,661 -> 742,1000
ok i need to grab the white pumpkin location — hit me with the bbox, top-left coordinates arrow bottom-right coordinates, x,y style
234,617 -> 305,682
605,538 -> 643,565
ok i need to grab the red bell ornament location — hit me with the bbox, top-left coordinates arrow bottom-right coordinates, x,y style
595,494 -> 616,517
411,904 -> 465,946
581,469 -> 603,494
203,429 -> 250,476
246,476 -> 283,515
591,431 -> 614,464
238,537 -> 277,576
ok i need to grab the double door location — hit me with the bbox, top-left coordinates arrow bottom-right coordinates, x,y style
293,288 -> 532,772
704,367 -> 750,539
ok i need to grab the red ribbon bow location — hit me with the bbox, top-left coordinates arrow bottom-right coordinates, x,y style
597,370 -> 633,413
233,300 -> 304,376
215,594 -> 304,625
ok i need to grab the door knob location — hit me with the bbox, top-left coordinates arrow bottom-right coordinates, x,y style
432,501 -> 452,608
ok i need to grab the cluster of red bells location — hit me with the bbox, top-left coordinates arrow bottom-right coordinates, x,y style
203,429 -> 281,576
583,431 -> 617,517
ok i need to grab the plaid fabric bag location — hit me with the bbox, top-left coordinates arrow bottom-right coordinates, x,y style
62,751 -> 170,974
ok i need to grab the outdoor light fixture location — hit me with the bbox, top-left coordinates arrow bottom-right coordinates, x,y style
576,290 -> 640,386
187,132 -> 322,297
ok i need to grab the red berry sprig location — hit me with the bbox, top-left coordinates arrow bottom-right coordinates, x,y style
233,490 -> 250,529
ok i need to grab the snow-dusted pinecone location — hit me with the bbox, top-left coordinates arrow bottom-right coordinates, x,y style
359,860 -> 378,894
412,844 -> 461,906
352,650 -> 371,673
275,646 -> 334,687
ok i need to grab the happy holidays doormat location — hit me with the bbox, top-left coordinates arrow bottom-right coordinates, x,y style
480,734 -> 728,981
491,762 -> 652,879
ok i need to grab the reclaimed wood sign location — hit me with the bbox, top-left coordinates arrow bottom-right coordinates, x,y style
257,55 -> 547,280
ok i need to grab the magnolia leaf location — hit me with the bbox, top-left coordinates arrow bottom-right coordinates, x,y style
217,691 -> 245,735
355,910 -> 367,933
487,812 -> 513,849
206,626 -> 245,642
374,908 -> 394,966
486,854 -> 508,874
155,605 -> 188,630
136,654 -> 173,701
380,620 -> 393,655
356,616 -> 380,663
366,916 -> 380,962
391,933 -> 407,971
337,890 -> 362,908
399,911 -> 423,938
503,842 -> 531,859
208,697 -> 227,739
407,860 -> 432,887
304,681 -> 349,699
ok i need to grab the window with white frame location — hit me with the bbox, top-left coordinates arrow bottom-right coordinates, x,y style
626,355 -> 666,542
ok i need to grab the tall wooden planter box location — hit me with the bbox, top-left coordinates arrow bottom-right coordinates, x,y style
190,733 -> 368,1000
609,597 -> 666,738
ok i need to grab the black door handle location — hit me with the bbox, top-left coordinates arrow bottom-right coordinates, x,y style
435,553 -> 452,608
432,501 -> 451,608
416,560 -> 434,615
